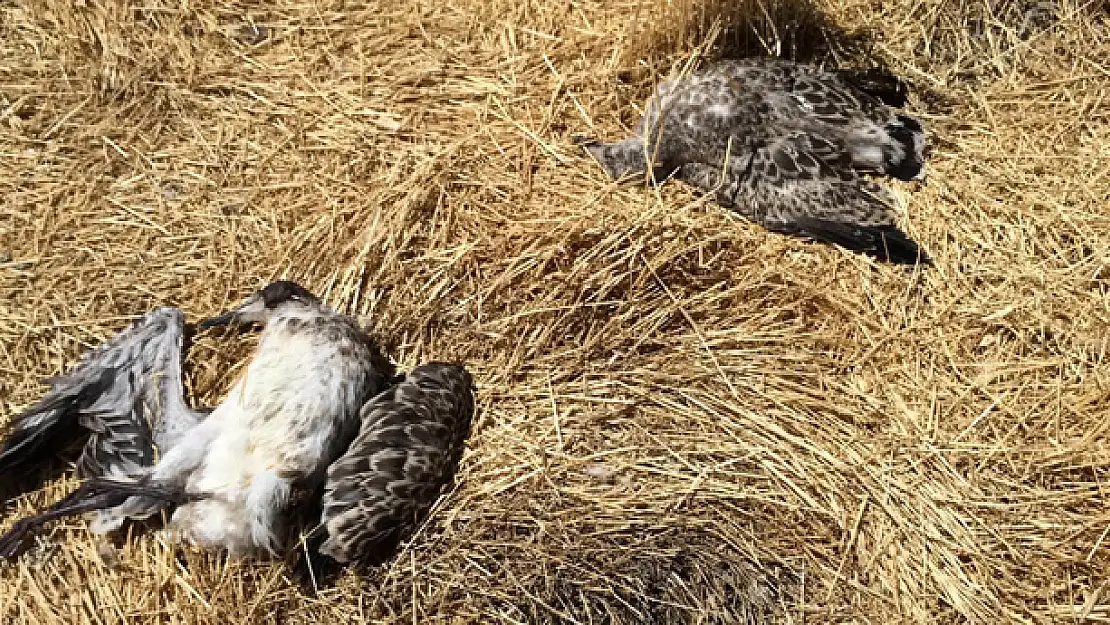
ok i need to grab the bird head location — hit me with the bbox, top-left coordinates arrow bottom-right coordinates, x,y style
200,280 -> 322,328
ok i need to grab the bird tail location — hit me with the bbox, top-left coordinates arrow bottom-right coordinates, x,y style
767,218 -> 932,266
836,67 -> 910,108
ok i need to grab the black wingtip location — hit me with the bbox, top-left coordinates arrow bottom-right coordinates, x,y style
0,398 -> 87,505
865,225 -> 932,266
852,224 -> 932,265
837,67 -> 910,108
768,219 -> 932,266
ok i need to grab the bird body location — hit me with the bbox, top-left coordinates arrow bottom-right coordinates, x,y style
141,294 -> 393,555
0,281 -> 475,573
583,58 -> 930,264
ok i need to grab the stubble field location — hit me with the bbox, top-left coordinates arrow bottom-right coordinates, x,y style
1,0 -> 1109,622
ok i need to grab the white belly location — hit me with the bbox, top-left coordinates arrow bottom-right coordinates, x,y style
167,331 -> 368,555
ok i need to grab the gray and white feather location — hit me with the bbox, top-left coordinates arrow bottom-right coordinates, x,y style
0,308 -> 200,521
582,58 -> 931,264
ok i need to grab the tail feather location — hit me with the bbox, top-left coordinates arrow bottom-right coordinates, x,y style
767,218 -> 932,266
837,68 -> 910,108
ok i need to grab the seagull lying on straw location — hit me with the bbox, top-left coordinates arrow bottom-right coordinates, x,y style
580,58 -> 931,265
0,280 -> 474,581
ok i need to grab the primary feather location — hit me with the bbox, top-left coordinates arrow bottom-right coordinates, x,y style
0,307 -> 200,516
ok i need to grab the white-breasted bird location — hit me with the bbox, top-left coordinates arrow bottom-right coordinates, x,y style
0,281 -> 475,573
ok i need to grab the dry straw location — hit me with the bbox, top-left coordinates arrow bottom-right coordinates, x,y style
1,0 -> 1109,622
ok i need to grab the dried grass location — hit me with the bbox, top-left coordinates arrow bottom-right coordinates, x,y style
1,0 -> 1109,622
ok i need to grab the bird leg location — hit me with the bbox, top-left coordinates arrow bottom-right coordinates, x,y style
71,477 -> 189,503
0,477 -> 190,560
0,490 -> 124,559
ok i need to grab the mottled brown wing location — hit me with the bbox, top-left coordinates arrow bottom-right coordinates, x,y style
716,59 -> 906,114
678,132 -> 930,265
318,362 -> 475,565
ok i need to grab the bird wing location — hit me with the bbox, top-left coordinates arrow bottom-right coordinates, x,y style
713,59 -> 901,121
314,362 -> 475,567
678,132 -> 930,265
0,307 -> 203,499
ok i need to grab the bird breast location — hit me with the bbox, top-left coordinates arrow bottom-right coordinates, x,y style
205,323 -> 373,483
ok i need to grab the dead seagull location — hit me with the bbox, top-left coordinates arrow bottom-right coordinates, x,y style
0,281 -> 475,572
580,58 -> 931,265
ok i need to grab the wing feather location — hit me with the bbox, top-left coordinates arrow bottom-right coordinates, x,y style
0,307 -> 202,499
677,132 -> 930,264
316,362 -> 475,566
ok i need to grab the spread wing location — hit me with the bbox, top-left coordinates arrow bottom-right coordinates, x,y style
0,307 -> 203,500
314,362 -> 475,568
677,132 -> 931,265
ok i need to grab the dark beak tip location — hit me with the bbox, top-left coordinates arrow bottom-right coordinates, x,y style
198,312 -> 236,329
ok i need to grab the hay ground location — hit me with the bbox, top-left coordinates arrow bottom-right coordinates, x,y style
1,0 -> 1108,622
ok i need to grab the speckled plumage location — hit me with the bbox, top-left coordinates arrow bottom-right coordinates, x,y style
315,362 -> 475,566
583,59 -> 930,264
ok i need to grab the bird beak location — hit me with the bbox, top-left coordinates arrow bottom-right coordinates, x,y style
199,294 -> 267,329
198,311 -> 238,328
